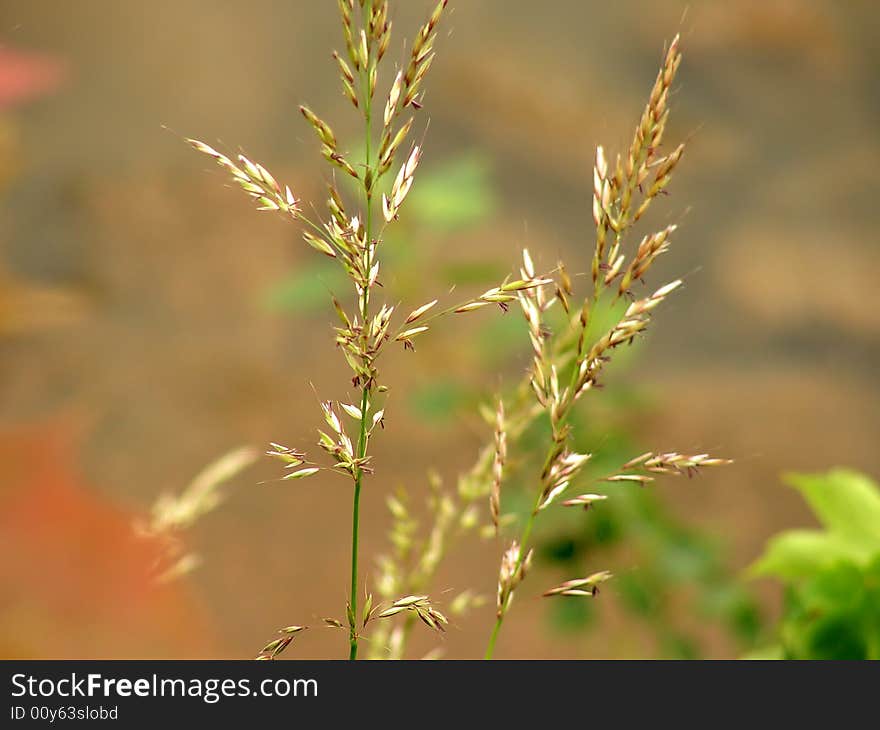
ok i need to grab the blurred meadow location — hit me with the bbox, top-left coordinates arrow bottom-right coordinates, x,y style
1,0 -> 879,659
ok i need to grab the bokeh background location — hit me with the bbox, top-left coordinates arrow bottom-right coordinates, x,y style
1,0 -> 878,659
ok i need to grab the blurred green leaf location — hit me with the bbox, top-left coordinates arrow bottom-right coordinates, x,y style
475,313 -> 527,367
539,536 -> 578,565
784,469 -> 880,550
699,583 -> 763,643
727,597 -> 764,644
440,260 -> 508,287
751,470 -> 880,659
796,613 -> 868,660
798,561 -> 864,612
742,645 -> 783,660
656,535 -> 715,583
262,260 -> 349,313
749,529 -> 864,580
408,154 -> 496,231
751,470 -> 880,580
548,595 -> 596,634
407,379 -> 471,423
660,632 -> 700,660
580,504 -> 623,548
615,570 -> 662,617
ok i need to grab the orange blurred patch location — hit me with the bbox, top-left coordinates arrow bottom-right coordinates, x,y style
0,420 -> 216,658
0,46 -> 65,110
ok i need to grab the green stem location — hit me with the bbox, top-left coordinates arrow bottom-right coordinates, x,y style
396,311 -> 594,660
486,288 -> 612,659
348,385 -> 370,660
349,50 -> 374,661
485,495 -> 540,660
485,618 -> 502,660
486,402 -> 569,660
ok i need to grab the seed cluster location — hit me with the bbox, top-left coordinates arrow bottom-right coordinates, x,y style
255,625 -> 306,661
185,4 -> 731,661
490,399 -> 506,533
139,448 -> 258,583
187,0 -> 460,659
186,140 -> 300,217
377,595 -> 449,632
497,540 -> 533,618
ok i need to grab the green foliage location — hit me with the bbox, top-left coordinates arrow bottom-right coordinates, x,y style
527,386 -> 762,655
538,481 -> 763,654
263,153 -> 498,316
407,379 -> 474,423
750,469 -> 880,659
407,154 -> 496,232
260,133 -> 756,657
262,259 -> 349,313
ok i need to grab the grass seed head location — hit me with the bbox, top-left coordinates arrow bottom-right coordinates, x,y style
490,398 -> 507,533
543,571 -> 613,598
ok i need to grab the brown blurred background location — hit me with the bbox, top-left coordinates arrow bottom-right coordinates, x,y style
1,0 -> 878,659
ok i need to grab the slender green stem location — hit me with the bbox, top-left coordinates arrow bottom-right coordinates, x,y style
392,320 -> 583,659
348,48 -> 374,661
397,301 -> 605,659
349,385 -> 370,660
484,504 -> 538,659
486,287 -> 615,659
485,617 -> 502,659
485,397 -> 569,660
296,212 -> 337,249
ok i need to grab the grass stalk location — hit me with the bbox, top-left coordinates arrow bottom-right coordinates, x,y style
349,47 -> 375,660
349,386 -> 370,659
484,464 -> 542,659
184,4 -> 728,663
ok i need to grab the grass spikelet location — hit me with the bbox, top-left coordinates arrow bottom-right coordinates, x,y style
183,4 -> 731,662
139,447 -> 258,582
543,571 -> 613,598
377,595 -> 448,632
490,399 -> 507,534
186,139 -> 300,218
255,625 -> 307,660
382,145 -> 421,221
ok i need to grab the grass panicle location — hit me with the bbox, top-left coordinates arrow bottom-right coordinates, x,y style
184,5 -> 730,661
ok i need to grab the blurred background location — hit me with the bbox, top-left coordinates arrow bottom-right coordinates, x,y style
1,0 -> 878,659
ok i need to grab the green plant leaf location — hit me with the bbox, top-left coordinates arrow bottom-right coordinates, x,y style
548,595 -> 595,634
407,380 -> 472,423
440,260 -> 508,287
476,313 -> 527,367
741,645 -> 783,660
797,612 -> 869,660
784,469 -> 880,550
262,261 -> 349,313
749,529 -> 867,580
408,154 -> 496,231
798,561 -> 864,612
616,570 -> 662,617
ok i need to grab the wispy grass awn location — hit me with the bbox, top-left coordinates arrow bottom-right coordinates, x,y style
184,1 -> 731,660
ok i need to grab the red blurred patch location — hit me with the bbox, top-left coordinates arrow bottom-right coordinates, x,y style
0,420 -> 215,658
0,46 -> 65,110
